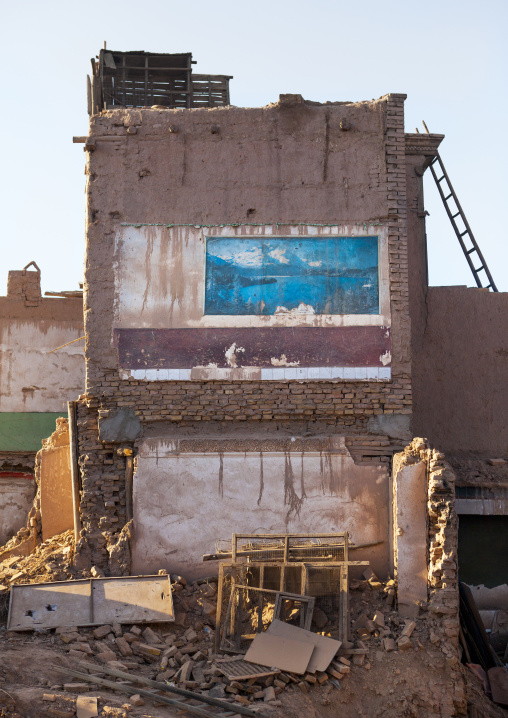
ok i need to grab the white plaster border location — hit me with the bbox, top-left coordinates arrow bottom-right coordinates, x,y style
120,366 -> 392,382
114,223 -> 391,330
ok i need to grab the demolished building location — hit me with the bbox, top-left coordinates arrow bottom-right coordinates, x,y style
67,51 -> 507,599
0,263 -> 84,544
77,82 -> 416,582
0,47 -> 507,717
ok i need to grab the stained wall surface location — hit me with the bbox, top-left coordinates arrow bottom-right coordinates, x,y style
114,224 -> 392,382
0,474 -> 36,545
132,437 -> 390,579
0,284 -> 83,545
0,297 -> 85,414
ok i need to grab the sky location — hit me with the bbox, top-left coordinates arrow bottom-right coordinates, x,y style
1,0 -> 507,294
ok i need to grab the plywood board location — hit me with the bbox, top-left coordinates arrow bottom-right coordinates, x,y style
266,619 -> 341,673
8,575 -> 173,631
244,632 -> 313,675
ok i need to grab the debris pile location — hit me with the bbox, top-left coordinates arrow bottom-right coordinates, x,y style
0,530 -> 76,617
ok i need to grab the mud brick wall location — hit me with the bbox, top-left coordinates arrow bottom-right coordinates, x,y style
83,93 -> 412,409
76,93 -> 421,570
402,439 -> 460,654
95,371 -> 411,423
74,400 -> 130,573
426,446 -> 460,651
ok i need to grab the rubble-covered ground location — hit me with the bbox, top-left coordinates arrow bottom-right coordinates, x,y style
0,534 -> 507,718
448,456 -> 508,486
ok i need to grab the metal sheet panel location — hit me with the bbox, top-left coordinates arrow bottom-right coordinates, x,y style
8,575 -> 173,631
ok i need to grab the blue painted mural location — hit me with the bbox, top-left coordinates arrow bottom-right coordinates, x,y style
204,237 -> 379,315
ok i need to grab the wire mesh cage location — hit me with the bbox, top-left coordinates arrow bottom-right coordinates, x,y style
220,583 -> 276,653
218,582 -> 315,653
215,559 -> 348,652
215,532 -> 349,564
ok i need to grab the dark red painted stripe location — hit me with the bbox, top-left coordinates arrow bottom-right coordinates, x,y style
115,326 -> 390,369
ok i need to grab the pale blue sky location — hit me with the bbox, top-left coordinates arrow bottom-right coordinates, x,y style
1,0 -> 506,293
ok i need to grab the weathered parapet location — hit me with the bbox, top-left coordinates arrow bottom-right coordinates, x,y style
393,438 -> 459,654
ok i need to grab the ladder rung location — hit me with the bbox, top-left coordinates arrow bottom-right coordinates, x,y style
438,176 -> 446,182
460,230 -> 469,236
445,193 -> 453,200
466,248 -> 476,255
452,212 -> 460,218
475,266 -> 484,273
486,285 -> 492,289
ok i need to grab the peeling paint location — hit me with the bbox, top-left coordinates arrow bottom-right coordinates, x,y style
270,354 -> 300,368
380,350 -> 391,366
113,225 -> 391,330
224,343 -> 245,368
274,303 -> 315,315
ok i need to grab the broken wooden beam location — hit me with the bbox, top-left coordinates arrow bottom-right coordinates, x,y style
52,665 -> 219,718
76,661 -> 260,717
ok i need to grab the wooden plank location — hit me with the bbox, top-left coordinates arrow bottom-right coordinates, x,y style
86,75 -> 92,116
215,659 -> 280,681
215,563 -> 224,653
76,660 -> 259,717
53,666 -> 218,718
339,565 -> 348,642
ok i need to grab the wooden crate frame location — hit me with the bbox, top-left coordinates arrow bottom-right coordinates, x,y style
215,559 -> 368,652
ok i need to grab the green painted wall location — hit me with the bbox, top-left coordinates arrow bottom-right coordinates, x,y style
0,413 -> 66,451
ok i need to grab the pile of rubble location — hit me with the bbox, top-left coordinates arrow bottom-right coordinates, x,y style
4,567 -> 508,716
0,531 -> 76,615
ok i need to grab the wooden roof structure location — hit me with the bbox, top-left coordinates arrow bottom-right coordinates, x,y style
88,49 -> 232,114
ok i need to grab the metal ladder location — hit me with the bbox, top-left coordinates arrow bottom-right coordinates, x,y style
428,153 -> 498,291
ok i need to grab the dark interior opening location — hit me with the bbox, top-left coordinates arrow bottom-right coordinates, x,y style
458,515 -> 508,587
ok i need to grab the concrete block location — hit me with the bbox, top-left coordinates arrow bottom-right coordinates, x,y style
98,408 -> 142,443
